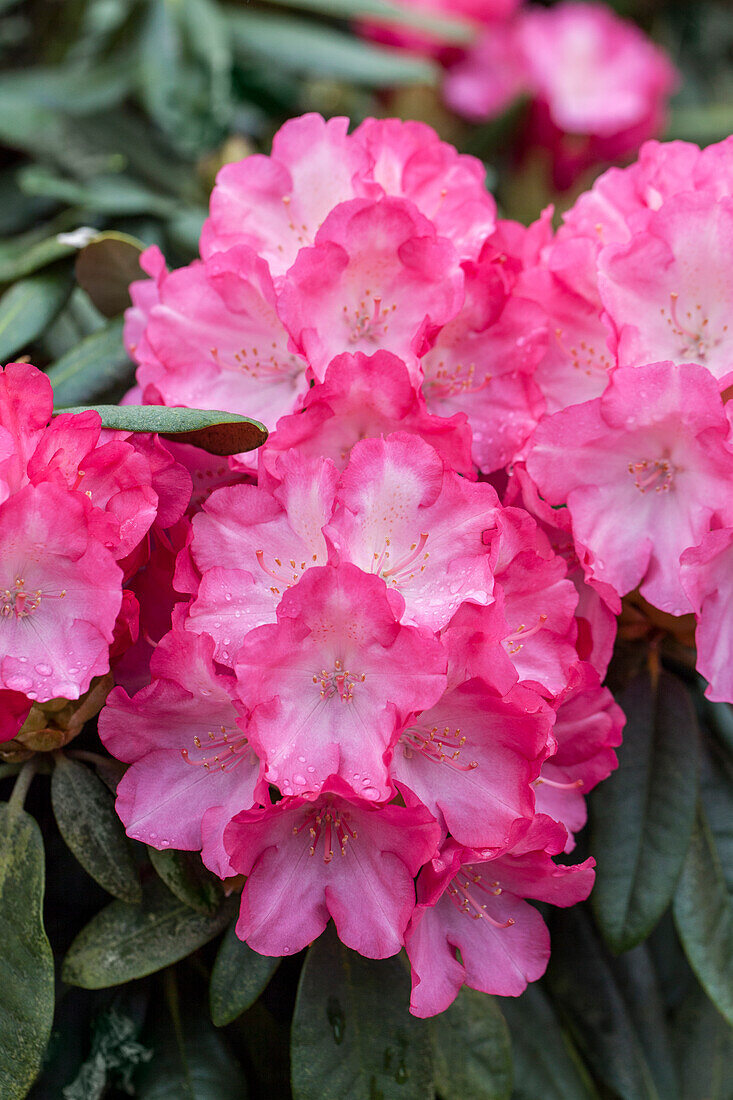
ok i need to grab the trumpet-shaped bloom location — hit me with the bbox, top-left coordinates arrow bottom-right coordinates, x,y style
681,528 -> 733,703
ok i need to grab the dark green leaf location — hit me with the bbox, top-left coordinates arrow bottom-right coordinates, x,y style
62,880 -> 234,989
431,988 -> 512,1100
700,738 -> 733,896
673,806 -> 733,1026
261,0 -> 473,43
210,920 -> 281,1027
138,979 -> 244,1099
74,232 -> 143,318
0,802 -> 54,1099
0,234 -> 74,282
291,925 -> 433,1099
51,755 -> 141,904
18,165 -> 177,217
229,10 -> 438,85
591,670 -> 699,952
546,908 -> 660,1100
0,270 -> 72,361
52,404 -> 268,455
673,980 -> 733,1100
148,846 -> 223,916
46,318 -> 132,405
500,986 -> 597,1100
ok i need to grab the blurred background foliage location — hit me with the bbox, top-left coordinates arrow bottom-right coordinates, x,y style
1,1 -> 733,1098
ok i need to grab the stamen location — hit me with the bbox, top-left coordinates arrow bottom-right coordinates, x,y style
447,875 -> 514,928
0,578 -> 65,619
627,459 -> 675,494
401,723 -> 478,772
295,803 -> 357,862
180,726 -> 253,772
534,775 -> 584,790
504,614 -> 548,655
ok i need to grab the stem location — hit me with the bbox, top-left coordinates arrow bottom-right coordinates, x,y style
67,749 -> 113,768
8,759 -> 37,812
0,763 -> 23,782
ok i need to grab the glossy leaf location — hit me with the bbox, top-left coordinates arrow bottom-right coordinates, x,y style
210,920 -> 281,1027
51,754 -> 141,904
291,925 -> 433,1099
673,806 -> 733,1026
62,880 -> 234,989
74,232 -> 143,317
0,802 -> 54,1100
52,403 -> 268,454
0,270 -> 72,361
500,986 -> 598,1100
546,908 -> 660,1100
591,670 -> 699,952
431,987 -> 512,1100
673,980 -> 733,1100
148,846 -> 223,916
45,317 -> 132,404
229,11 -> 438,85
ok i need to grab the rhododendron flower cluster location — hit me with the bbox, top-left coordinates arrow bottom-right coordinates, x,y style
10,110 -> 724,1020
0,363 -> 190,744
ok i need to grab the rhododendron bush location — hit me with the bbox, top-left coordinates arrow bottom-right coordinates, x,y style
2,2 -> 733,1096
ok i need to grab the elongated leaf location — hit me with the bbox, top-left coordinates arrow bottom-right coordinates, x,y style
546,908 -> 660,1100
591,670 -> 699,952
673,806 -> 733,1026
148,846 -> 223,916
74,232 -> 143,318
210,920 -> 281,1027
0,270 -> 72,360
0,234 -> 74,282
262,0 -> 473,42
229,10 -> 438,85
0,802 -> 54,1099
138,982 -> 243,1099
52,404 -> 268,455
51,755 -> 141,904
609,945 -> 680,1100
46,318 -> 132,404
500,986 -> 598,1100
674,980 -> 733,1100
431,988 -> 512,1100
62,880 -> 234,989
291,925 -> 433,1099
19,165 -> 177,217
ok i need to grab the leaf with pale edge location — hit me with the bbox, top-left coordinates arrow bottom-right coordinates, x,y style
210,920 -> 281,1027
74,232 -> 143,318
291,926 -> 433,1100
591,670 -> 699,952
0,802 -> 54,1100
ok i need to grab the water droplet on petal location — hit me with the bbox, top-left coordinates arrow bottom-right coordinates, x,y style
362,786 -> 379,799
294,774 -> 306,785
34,663 -> 52,677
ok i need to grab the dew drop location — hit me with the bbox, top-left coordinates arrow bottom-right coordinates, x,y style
149,832 -> 157,840
327,997 -> 345,1044
307,766 -> 315,774
224,593 -> 232,601
160,839 -> 171,848
298,756 -> 306,763
35,663 -> 52,677
395,1061 -> 409,1084
294,774 -> 306,785
363,786 -> 379,799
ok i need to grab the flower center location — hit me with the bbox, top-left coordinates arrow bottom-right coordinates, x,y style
255,549 -> 319,597
660,292 -> 727,363
424,359 -> 491,399
504,613 -> 548,655
372,533 -> 429,587
1,577 -> 66,620
180,725 -> 254,772
627,458 -> 676,494
293,803 -> 358,862
312,659 -> 365,703
553,327 -> 613,376
344,293 -> 396,344
400,723 -> 478,772
447,871 -> 514,928
209,344 -> 303,382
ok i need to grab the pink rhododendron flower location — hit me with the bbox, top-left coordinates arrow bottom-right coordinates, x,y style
225,778 -> 441,958
0,689 -> 31,743
406,817 -> 595,1015
680,529 -> 733,704
391,679 -> 554,849
183,452 -> 337,664
263,350 -> 474,476
526,361 -> 733,614
100,618 -> 261,876
0,483 -> 121,702
327,434 -> 499,632
276,197 -> 463,382
235,563 -> 447,801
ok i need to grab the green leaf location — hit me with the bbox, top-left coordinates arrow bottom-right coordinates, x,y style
62,880 -> 234,989
0,802 -> 54,1100
46,318 -> 132,405
673,980 -> 733,1100
291,925 -> 433,1099
546,908 -> 661,1100
74,232 -> 143,318
673,806 -> 733,1026
261,0 -> 474,43
52,404 -> 268,455
51,755 -> 141,904
210,920 -> 281,1027
228,10 -> 438,85
138,979 -> 244,1099
18,165 -> 177,217
0,270 -> 72,361
148,846 -> 223,916
500,986 -> 598,1100
591,670 -> 699,952
0,233 -> 74,282
431,988 -> 512,1100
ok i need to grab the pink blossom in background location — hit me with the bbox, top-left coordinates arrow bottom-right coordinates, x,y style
681,529 -> 733,704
